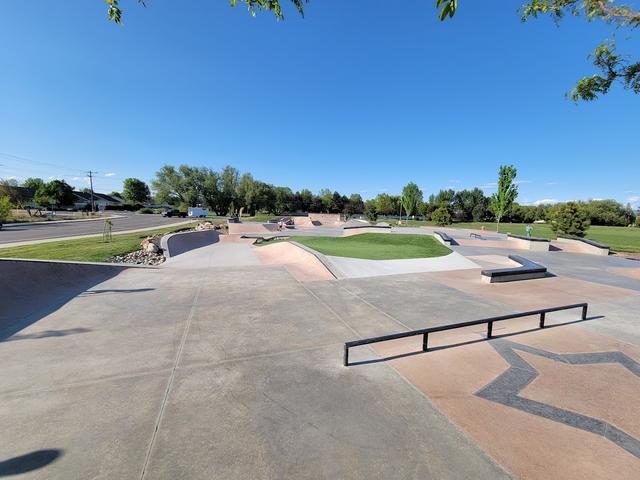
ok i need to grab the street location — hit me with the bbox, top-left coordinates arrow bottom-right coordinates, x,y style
0,213 -> 192,245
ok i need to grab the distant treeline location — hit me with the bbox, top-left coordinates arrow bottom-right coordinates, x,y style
148,165 -> 637,227
1,165 -> 637,227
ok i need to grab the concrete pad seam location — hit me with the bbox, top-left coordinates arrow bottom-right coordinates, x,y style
338,284 -> 413,332
138,256 -> 209,480
178,342 -> 345,372
0,366 -> 175,399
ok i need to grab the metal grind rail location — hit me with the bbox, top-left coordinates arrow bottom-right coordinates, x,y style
344,303 -> 588,366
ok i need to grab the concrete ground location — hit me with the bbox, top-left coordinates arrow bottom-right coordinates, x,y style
0,212 -> 192,246
1,230 -> 639,479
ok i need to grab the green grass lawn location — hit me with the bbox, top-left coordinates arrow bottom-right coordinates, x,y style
382,218 -> 640,253
447,222 -> 640,253
0,222 -> 199,262
278,233 -> 451,260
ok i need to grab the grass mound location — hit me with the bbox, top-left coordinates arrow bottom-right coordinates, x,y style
291,233 -> 451,260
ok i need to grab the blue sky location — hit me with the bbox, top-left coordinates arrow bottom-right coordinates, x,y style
0,1 -> 638,207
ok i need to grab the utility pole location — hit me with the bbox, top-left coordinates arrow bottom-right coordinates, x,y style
87,171 -> 97,213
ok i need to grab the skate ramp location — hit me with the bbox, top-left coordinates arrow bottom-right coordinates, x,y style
254,242 -> 335,281
0,259 -> 130,340
161,229 -> 219,258
227,223 -> 279,235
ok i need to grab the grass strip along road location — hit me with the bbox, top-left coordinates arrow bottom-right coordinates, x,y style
276,233 -> 452,260
0,222 -> 199,262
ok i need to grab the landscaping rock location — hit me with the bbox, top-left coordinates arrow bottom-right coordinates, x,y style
109,249 -> 165,266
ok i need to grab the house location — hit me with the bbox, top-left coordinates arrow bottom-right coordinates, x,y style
72,191 -> 125,210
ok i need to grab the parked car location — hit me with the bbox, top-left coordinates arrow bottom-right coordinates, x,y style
162,209 -> 187,218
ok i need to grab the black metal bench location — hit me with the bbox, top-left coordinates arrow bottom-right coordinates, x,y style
469,232 -> 483,239
481,254 -> 547,283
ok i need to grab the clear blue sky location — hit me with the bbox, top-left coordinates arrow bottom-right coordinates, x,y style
1,1 -> 638,207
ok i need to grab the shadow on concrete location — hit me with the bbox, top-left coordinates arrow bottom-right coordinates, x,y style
162,230 -> 219,258
0,259 -> 129,341
0,449 -> 62,477
349,316 -> 604,366
1,328 -> 91,343
80,288 -> 154,296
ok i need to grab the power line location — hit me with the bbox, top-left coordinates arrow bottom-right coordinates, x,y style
0,151 -> 86,174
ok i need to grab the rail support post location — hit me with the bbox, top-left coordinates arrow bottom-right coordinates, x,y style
539,312 -> 546,329
344,344 -> 349,367
422,332 -> 429,352
487,321 -> 493,339
582,304 -> 588,320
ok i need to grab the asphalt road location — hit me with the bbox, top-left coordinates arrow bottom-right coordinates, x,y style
0,213 -> 192,245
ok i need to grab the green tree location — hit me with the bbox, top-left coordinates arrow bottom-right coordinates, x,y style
236,173 -> 256,214
364,199 -> 378,221
22,177 -> 44,190
33,180 -> 75,208
490,165 -> 518,232
548,201 -> 591,237
344,193 -> 365,216
152,165 -> 203,208
318,188 -> 333,213
401,182 -> 423,219
437,0 -> 640,101
452,188 -> 487,222
274,186 -> 294,214
431,206 -> 452,226
298,189 -> 314,212
0,196 -> 12,222
0,179 -> 27,207
122,178 -> 150,204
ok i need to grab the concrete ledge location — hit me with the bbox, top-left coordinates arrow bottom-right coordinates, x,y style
506,234 -> 551,251
481,255 -> 547,283
342,226 -> 392,237
161,229 -> 219,258
556,235 -> 610,256
434,231 -> 456,246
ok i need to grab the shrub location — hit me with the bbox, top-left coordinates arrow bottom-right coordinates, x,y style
548,202 -> 590,237
364,203 -> 378,222
0,196 -> 12,222
138,207 -> 154,214
431,206 -> 452,226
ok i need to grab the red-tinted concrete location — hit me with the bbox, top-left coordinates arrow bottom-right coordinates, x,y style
368,325 -> 640,480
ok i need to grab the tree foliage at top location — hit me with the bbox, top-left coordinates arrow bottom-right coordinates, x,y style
105,0 -> 307,23
105,0 -> 639,101
437,0 -> 640,101
490,165 -> 518,232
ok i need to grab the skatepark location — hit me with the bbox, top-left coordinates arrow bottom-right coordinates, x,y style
1,223 -> 639,479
